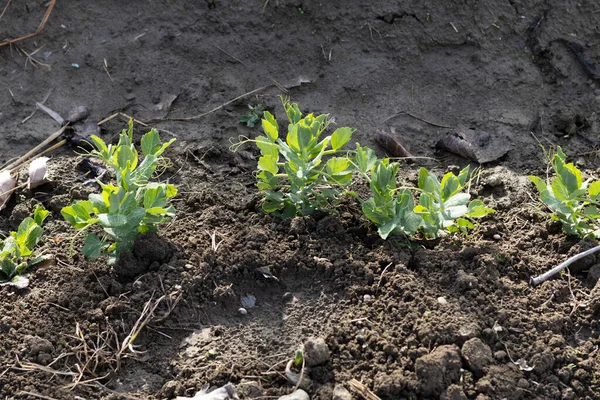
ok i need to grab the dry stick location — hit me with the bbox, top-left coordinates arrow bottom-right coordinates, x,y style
0,0 -> 56,47
16,391 -> 58,400
0,0 -> 11,20
348,378 -> 381,400
382,110 -> 454,129
97,111 -> 147,127
167,84 -> 273,121
0,125 -> 68,173
213,44 -> 247,66
531,245 -> 600,286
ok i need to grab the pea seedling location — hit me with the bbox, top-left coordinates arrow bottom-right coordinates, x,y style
232,98 -> 355,218
62,121 -> 177,263
0,205 -> 49,288
530,146 -> 600,238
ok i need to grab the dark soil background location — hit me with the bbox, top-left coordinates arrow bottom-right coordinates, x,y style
1,1 -> 600,399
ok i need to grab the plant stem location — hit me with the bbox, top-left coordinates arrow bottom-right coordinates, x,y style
531,244 -> 600,285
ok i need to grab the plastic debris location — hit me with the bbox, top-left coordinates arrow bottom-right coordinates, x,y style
28,157 -> 49,189
0,170 -> 16,210
176,383 -> 239,400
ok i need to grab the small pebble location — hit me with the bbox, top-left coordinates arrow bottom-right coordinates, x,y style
437,296 -> 448,305
493,234 -> 501,240
238,308 -> 248,315
363,294 -> 373,302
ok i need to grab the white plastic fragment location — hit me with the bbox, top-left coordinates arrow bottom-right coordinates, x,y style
176,383 -> 238,400
28,157 -> 49,189
513,358 -> 534,371
0,170 -> 16,210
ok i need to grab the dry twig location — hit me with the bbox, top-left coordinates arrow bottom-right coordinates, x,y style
348,378 -> 381,400
0,0 -> 56,48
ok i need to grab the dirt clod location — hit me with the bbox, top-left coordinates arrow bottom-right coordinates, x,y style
461,338 -> 493,377
415,345 -> 462,397
304,337 -> 330,367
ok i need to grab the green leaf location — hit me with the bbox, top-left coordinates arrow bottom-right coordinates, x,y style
81,234 -> 105,258
262,111 -> 279,141
354,144 -> 377,175
284,102 -> 302,124
467,199 -> 495,218
141,129 -> 162,156
33,206 -> 49,226
90,135 -> 109,154
115,145 -> 138,171
440,173 -> 461,201
326,157 -> 353,185
418,168 -> 439,194
143,184 -> 167,209
589,181 -> 600,198
551,177 -> 569,200
529,175 -> 548,194
444,193 -> 470,208
256,136 -> 279,159
258,155 -> 279,175
165,184 -> 178,198
330,127 -> 354,150
98,214 -> 128,227
458,167 -> 470,186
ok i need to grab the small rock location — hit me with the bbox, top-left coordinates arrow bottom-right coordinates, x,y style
437,296 -> 448,305
238,308 -> 248,315
240,294 -> 256,309
363,294 -> 373,302
332,384 -> 352,400
493,234 -> 501,240
278,389 -> 309,400
304,337 -> 330,367
461,338 -> 493,377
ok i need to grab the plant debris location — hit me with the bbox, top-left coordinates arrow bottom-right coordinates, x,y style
374,130 -> 413,159
436,126 -> 509,163
0,170 -> 16,210
28,157 -> 49,189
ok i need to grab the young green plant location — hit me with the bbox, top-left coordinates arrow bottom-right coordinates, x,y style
0,205 -> 49,288
529,146 -> 600,238
239,104 -> 264,128
353,144 -> 494,239
61,121 -> 177,263
232,99 -> 356,218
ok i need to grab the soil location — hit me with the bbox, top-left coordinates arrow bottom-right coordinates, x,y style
1,1 -> 600,399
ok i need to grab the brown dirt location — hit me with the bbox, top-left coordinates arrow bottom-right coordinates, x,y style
1,1 -> 600,399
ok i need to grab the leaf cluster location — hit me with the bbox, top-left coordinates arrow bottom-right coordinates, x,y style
61,121 -> 177,262
357,145 -> 493,239
233,100 -> 494,240
249,99 -> 356,218
239,104 -> 264,128
0,205 -> 49,287
530,146 -> 600,238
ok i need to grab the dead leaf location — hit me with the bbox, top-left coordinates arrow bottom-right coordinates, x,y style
436,126 -> 509,163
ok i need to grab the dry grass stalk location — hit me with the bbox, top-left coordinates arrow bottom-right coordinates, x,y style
0,0 -> 56,48
348,378 -> 381,400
